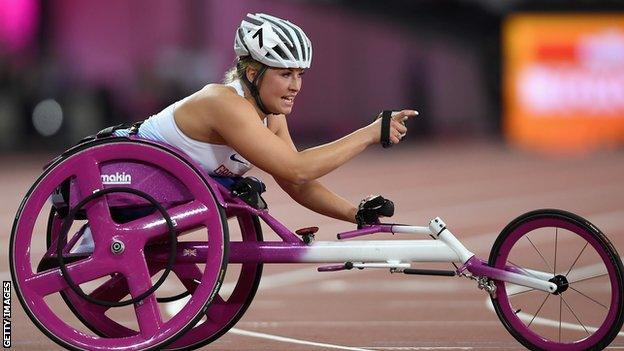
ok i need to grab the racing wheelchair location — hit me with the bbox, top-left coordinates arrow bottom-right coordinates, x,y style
9,126 -> 624,351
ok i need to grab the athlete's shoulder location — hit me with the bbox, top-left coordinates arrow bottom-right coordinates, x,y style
185,83 -> 256,123
197,83 -> 241,100
184,83 -> 243,109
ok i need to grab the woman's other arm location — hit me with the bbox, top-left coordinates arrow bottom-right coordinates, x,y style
269,114 -> 357,223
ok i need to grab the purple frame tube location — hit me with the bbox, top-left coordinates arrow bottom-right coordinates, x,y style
144,208 -> 410,265
458,256 -> 554,285
337,224 -> 394,239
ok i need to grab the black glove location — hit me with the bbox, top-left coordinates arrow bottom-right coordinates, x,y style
231,176 -> 267,209
355,195 -> 395,229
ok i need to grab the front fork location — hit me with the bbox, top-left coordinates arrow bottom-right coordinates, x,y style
425,217 -> 558,296
458,256 -> 558,297
394,217 -> 558,296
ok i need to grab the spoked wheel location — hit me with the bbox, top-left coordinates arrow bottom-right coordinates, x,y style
10,140 -> 228,351
489,209 -> 624,351
46,207 -> 263,350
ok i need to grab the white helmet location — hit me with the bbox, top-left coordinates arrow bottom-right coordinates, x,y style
234,13 -> 312,69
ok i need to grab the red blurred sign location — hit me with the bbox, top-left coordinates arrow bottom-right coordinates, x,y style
504,14 -> 624,154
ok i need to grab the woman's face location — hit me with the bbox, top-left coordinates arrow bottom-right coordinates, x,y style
255,67 -> 304,115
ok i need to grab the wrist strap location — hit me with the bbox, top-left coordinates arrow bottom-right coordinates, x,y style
380,110 -> 392,148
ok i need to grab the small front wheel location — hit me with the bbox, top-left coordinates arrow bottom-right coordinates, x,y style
488,209 -> 624,351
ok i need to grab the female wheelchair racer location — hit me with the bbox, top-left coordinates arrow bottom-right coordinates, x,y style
112,12 -> 417,227
9,12 -> 624,351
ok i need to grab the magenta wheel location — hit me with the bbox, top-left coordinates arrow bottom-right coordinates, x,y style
489,209 -> 624,351
10,139 -> 229,350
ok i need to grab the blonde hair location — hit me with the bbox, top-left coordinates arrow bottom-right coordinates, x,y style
223,56 -> 263,84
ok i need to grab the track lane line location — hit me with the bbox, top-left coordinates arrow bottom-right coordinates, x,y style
356,347 -> 474,350
228,327 -> 375,351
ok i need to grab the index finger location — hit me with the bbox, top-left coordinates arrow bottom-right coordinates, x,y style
391,109 -> 419,122
391,109 -> 419,119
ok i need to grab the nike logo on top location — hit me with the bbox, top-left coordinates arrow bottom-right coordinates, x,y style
230,154 -> 249,165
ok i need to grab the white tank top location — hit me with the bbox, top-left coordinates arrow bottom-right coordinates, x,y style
125,80 -> 264,177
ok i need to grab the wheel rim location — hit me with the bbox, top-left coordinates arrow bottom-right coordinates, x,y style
492,215 -> 622,350
10,141 -> 227,350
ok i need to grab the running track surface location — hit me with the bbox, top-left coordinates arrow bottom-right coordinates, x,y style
2,141 -> 623,350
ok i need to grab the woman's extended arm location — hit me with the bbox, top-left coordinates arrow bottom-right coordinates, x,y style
199,88 -> 415,185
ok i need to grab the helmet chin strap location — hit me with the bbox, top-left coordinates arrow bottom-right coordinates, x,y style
239,63 -> 277,115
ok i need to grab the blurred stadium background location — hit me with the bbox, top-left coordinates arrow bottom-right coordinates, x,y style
3,2 -> 624,349
1,0 -> 623,155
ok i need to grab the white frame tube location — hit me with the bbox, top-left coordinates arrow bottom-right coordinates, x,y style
302,217 -> 556,292
301,240 -> 461,263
